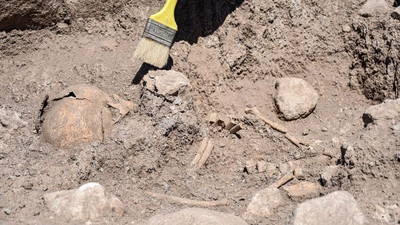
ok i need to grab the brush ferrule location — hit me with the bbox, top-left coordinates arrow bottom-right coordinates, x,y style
142,19 -> 176,48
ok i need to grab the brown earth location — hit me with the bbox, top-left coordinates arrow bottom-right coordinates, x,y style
0,0 -> 399,224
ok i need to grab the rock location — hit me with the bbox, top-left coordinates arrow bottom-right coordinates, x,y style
208,113 -> 218,124
283,182 -> 321,198
245,159 -> 257,174
265,163 -> 278,178
320,165 -> 339,187
56,22 -> 69,29
257,161 -> 267,173
142,208 -> 248,225
392,7 -> 400,20
294,168 -> 305,180
292,191 -> 365,225
279,163 -> 291,174
3,208 -> 11,215
140,70 -> 201,150
243,187 -> 284,220
342,24 -> 351,32
143,70 -> 191,102
44,182 -> 124,221
340,142 -> 355,166
359,0 -> 389,17
41,84 -> 133,148
392,121 -> 400,131
274,78 -> 319,120
363,99 -> 400,126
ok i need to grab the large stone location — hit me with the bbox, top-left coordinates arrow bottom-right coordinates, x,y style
359,0 -> 389,17
293,191 -> 365,225
243,187 -> 284,220
274,78 -> 318,120
363,99 -> 400,126
142,208 -> 248,225
44,182 -> 124,221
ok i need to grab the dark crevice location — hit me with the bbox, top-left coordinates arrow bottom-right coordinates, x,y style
394,62 -> 399,98
35,94 -> 49,134
52,92 -> 77,101
100,109 -> 106,141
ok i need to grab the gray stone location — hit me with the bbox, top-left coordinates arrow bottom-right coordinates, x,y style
3,208 -> 11,215
44,182 -> 124,221
265,163 -> 277,178
256,161 -> 268,173
392,7 -> 400,20
293,191 -> 365,225
294,168 -> 305,180
363,99 -> 400,126
143,208 -> 248,225
144,70 -> 192,102
342,24 -> 352,32
359,0 -> 389,17
274,78 -> 319,120
243,187 -> 284,220
245,159 -> 257,174
320,165 -> 339,187
392,122 -> 400,131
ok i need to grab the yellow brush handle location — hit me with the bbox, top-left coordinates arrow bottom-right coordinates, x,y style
150,0 -> 178,31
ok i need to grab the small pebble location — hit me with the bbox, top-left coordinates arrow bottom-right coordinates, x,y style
4,208 -> 11,215
245,159 -> 257,174
294,168 -> 305,180
342,24 -> 351,32
257,161 -> 267,173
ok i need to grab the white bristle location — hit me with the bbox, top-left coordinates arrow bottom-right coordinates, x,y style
134,37 -> 170,68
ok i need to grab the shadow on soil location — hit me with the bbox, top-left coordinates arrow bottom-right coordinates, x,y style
175,0 -> 244,44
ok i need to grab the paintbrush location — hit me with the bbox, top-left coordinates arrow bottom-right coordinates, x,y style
134,0 -> 178,68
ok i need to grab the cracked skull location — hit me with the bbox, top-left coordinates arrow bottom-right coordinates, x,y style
41,84 -> 133,148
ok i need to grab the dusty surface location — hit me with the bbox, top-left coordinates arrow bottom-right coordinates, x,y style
0,0 -> 399,224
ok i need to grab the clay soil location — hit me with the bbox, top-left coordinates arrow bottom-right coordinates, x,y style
0,0 -> 399,224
